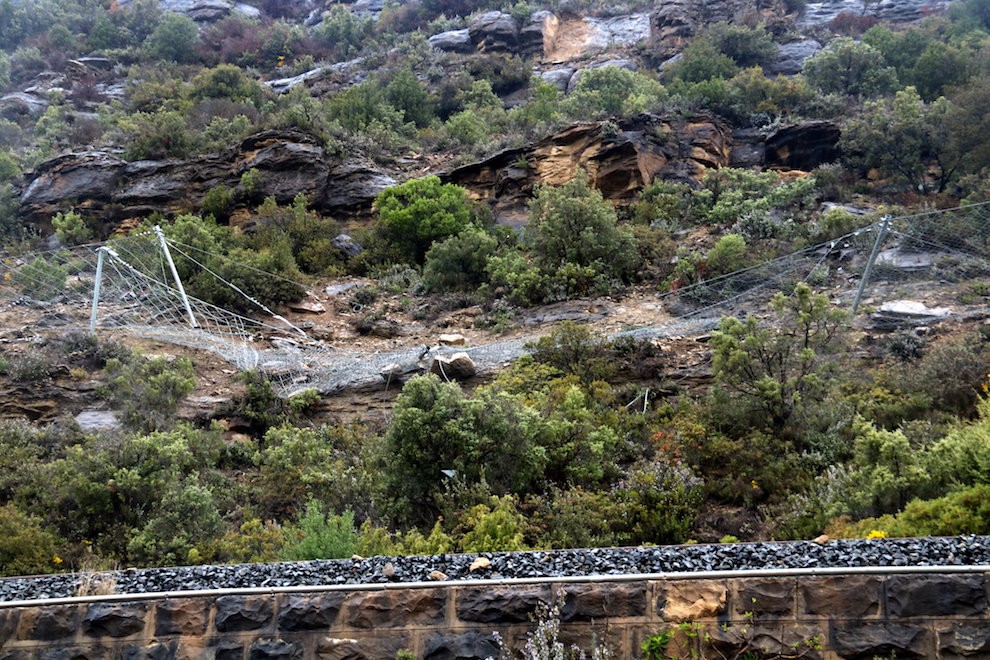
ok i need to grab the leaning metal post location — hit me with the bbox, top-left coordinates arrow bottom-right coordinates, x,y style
89,246 -> 108,332
852,215 -> 891,315
154,225 -> 198,328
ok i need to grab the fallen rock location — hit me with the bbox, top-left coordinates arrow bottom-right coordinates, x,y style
429,352 -> 477,380
287,299 -> 326,314
469,557 -> 492,572
871,300 -> 952,329
332,234 -> 363,257
438,333 -> 467,346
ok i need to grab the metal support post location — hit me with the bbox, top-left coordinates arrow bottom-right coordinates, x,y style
852,215 -> 891,315
154,225 -> 198,328
89,246 -> 108,332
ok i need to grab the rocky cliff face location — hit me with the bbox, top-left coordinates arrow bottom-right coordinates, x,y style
444,112 -> 733,224
16,113 -> 737,228
17,130 -> 396,227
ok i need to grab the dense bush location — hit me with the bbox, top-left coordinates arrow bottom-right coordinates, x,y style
374,176 -> 475,264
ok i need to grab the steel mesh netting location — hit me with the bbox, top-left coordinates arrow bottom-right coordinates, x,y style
0,205 -> 989,397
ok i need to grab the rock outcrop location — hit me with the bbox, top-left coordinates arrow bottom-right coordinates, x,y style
443,112 -> 733,224
649,0 -> 795,63
17,130 -> 394,227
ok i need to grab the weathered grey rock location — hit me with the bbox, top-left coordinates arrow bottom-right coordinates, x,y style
938,623 -> 990,657
586,13 -> 651,50
149,0 -> 258,22
561,583 -> 646,621
443,113 -> 732,223
351,0 -> 385,17
429,352 -> 476,380
770,39 -> 822,75
871,300 -> 952,328
323,159 -> 396,217
345,589 -> 445,629
0,91 -> 49,119
248,638 -> 302,659
263,67 -> 328,94
325,281 -> 367,296
316,635 -> 410,660
429,29 -> 475,53
469,11 -> 520,53
831,623 -> 931,658
540,68 -> 575,91
215,642 -> 245,660
21,151 -> 125,212
287,298 -> 326,314
875,249 -> 937,270
82,602 -> 148,638
154,598 -> 209,636
74,410 -> 120,433
332,234 -> 363,257
456,586 -> 550,623
423,631 -> 501,660
764,121 -> 840,170
215,595 -> 274,632
800,575 -> 881,618
733,577 -> 795,617
277,594 -> 344,631
887,574 -> 986,618
17,605 -> 81,640
520,11 -> 556,57
114,640 -> 178,659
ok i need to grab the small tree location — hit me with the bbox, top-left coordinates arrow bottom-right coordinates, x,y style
841,86 -> 957,193
710,283 -> 847,441
526,172 -> 638,282
803,37 -> 897,97
374,176 -> 474,264
143,13 -> 199,64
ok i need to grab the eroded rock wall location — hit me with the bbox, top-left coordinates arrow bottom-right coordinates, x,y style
1,572 -> 987,659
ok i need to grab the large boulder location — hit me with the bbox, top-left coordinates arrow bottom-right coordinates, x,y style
769,39 -> 822,76
428,29 -> 475,53
469,11 -> 521,53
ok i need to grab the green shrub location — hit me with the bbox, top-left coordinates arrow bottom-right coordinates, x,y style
614,456 -> 703,544
281,500 -> 358,560
143,12 -> 200,63
421,227 -> 500,293
704,233 -> 748,277
52,209 -> 94,246
103,355 -> 197,433
526,172 -> 638,284
0,504 -> 63,577
803,37 -> 898,97
528,321 -> 615,385
14,256 -> 67,301
455,495 -> 529,552
374,176 -> 475,264
201,184 -> 235,222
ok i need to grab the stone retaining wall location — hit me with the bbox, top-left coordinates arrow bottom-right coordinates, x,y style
0,572 -> 988,658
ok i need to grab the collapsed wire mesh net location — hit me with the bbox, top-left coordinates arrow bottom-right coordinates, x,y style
0,203 -> 988,396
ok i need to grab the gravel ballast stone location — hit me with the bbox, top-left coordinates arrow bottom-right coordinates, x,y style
0,537 -> 988,602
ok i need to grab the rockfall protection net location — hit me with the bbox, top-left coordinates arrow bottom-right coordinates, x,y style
1,203 -> 989,396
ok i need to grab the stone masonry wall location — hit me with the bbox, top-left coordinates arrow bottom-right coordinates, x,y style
0,572 -> 988,659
